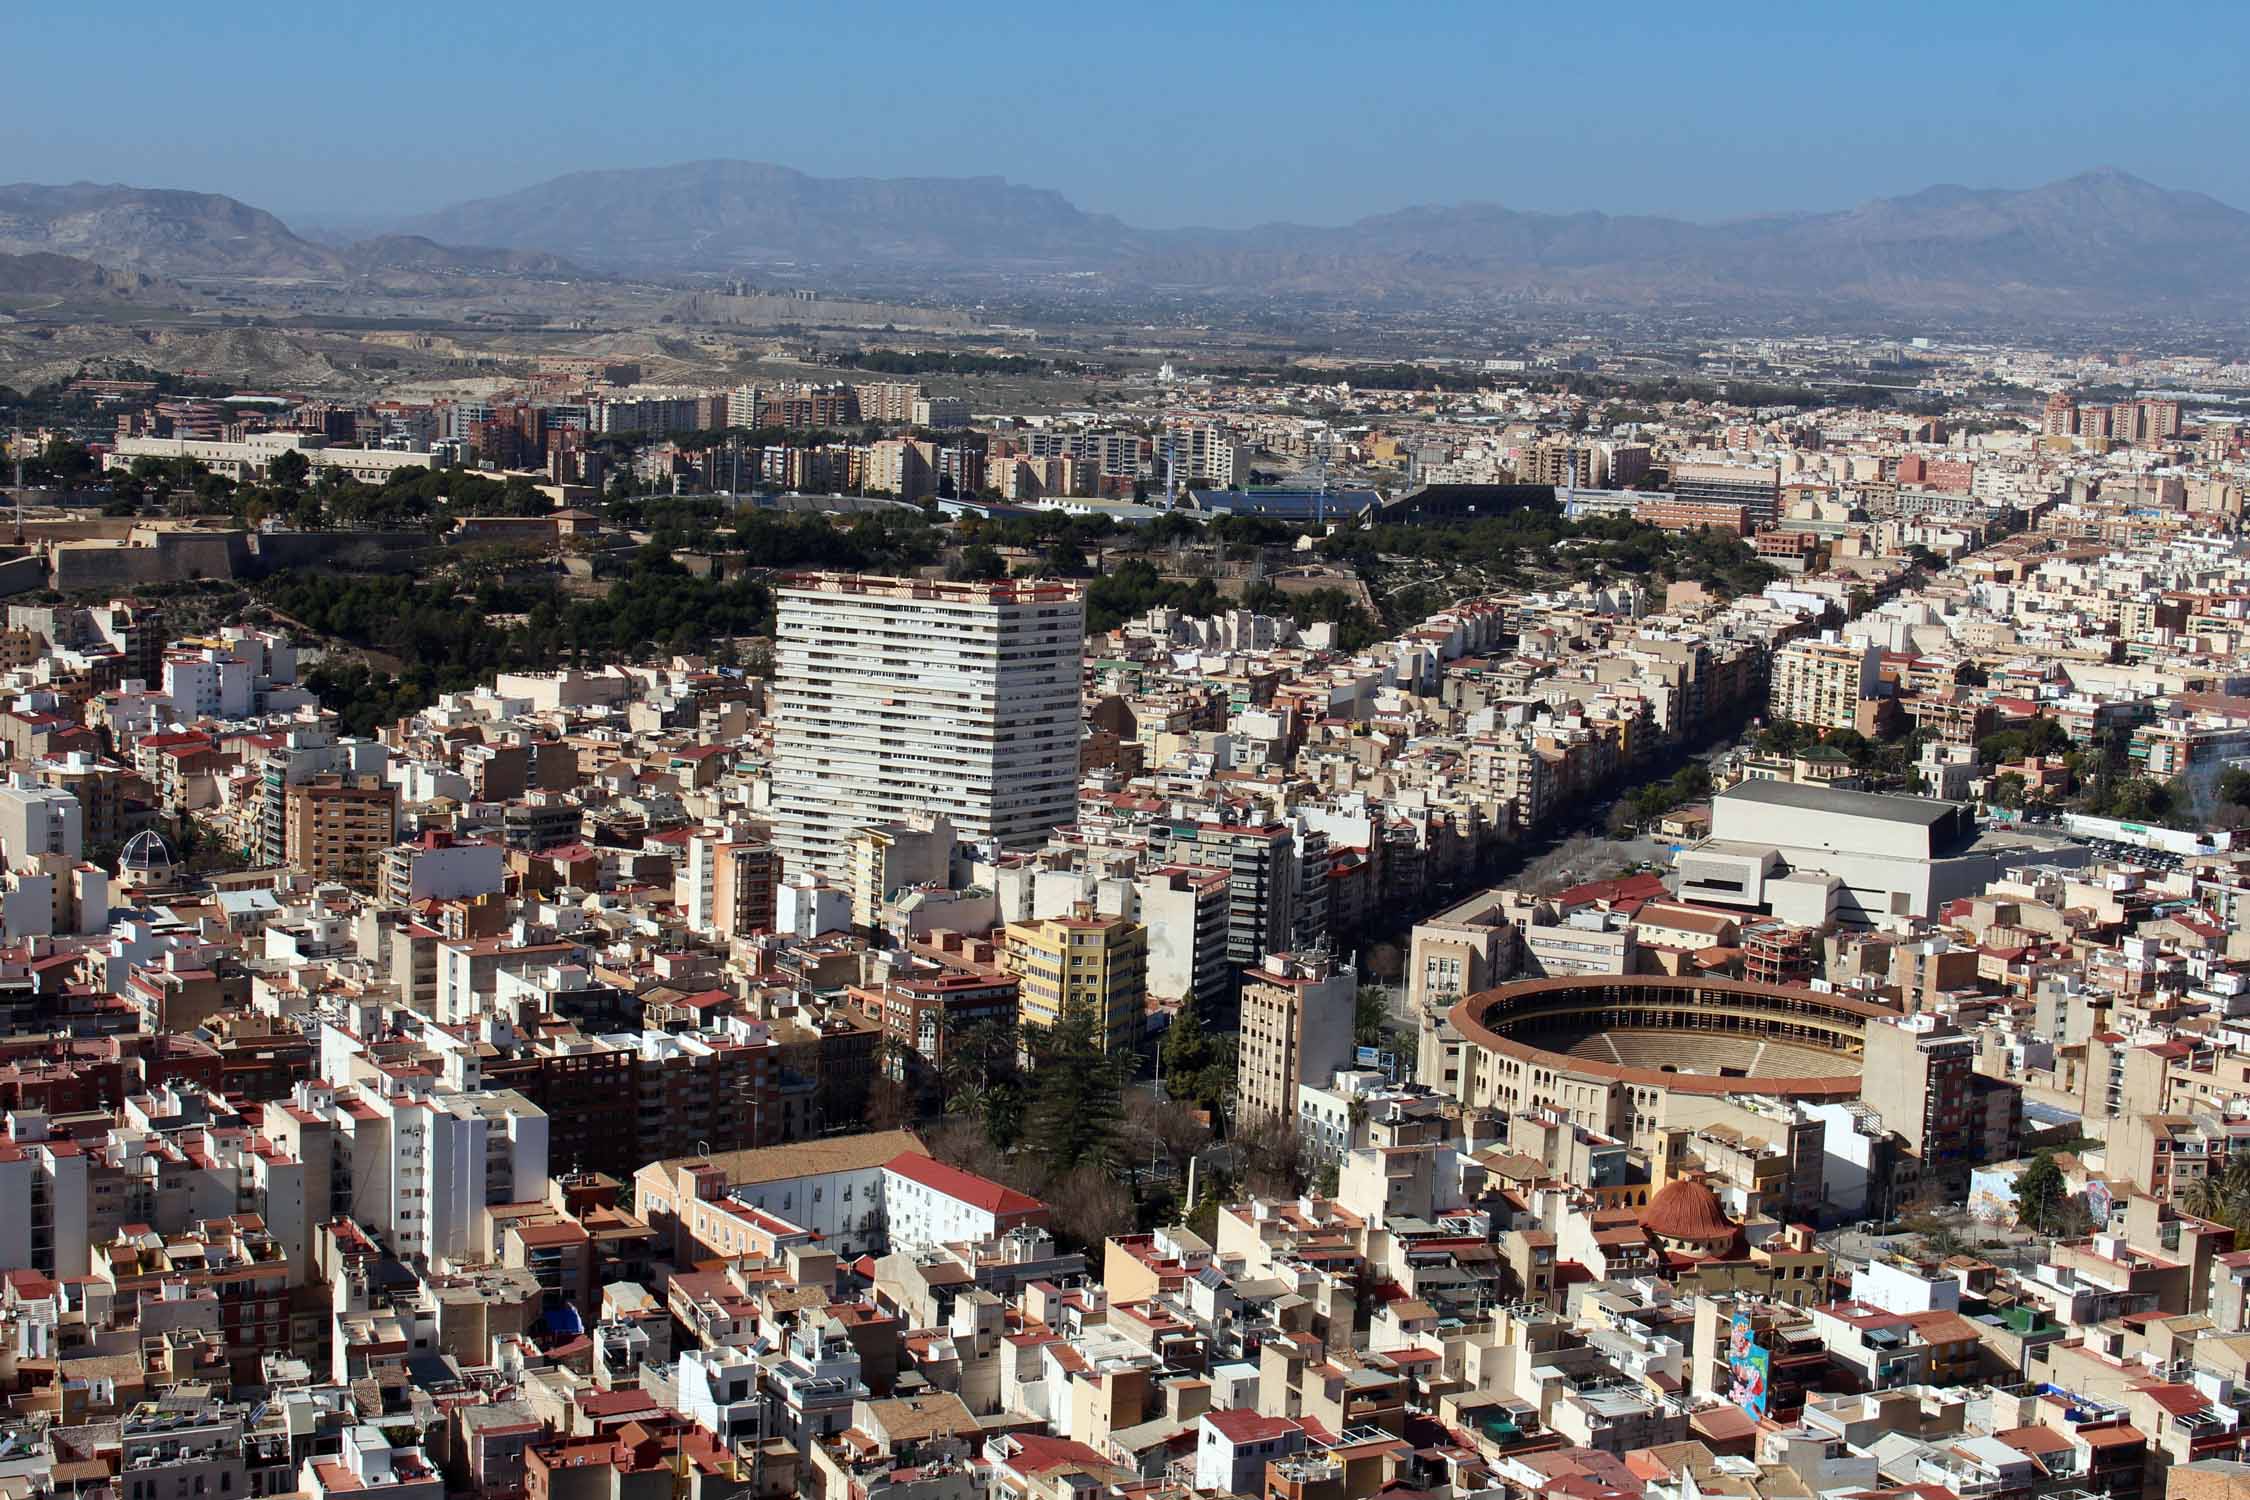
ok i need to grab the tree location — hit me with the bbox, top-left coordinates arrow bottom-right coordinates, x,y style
939,1016 -> 1025,1149
948,545 -> 1007,582
1160,998 -> 1236,1119
1354,986 -> 1391,1050
1161,998 -> 1212,1087
2224,1149 -> 2250,1205
1989,772 -> 2027,811
1025,1010 -> 1125,1176
2014,1151 -> 2066,1232
1363,942 -> 1405,985
1122,1090 -> 1211,1176
1236,1114 -> 1309,1200
267,448 -> 311,493
1185,1172 -> 1227,1242
1043,1165 -> 1134,1250
2185,1173 -> 2230,1225
1823,728 -> 1873,764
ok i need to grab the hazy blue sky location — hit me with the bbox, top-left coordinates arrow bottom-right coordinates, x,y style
12,1 -> 2246,228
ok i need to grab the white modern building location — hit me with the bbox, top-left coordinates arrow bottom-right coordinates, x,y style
881,1151 -> 1049,1251
0,775 -> 82,863
1195,1411 -> 1306,1494
106,432 -> 440,484
0,1112 -> 91,1276
1675,780 -> 2069,925
771,574 -> 1082,880
289,1070 -> 549,1267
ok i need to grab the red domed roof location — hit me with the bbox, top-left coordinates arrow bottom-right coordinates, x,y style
1639,1178 -> 1737,1244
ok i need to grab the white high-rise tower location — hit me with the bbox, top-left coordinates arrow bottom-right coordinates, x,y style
771,573 -> 1084,882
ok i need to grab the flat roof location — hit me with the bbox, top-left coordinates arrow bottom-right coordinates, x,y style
1719,778 -> 1962,827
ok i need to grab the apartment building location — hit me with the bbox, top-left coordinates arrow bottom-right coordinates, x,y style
1164,423 -> 1254,487
1003,907 -> 1147,1054
1768,634 -> 1883,733
771,575 -> 1082,881
849,815 -> 955,929
284,775 -> 399,887
679,828 -> 779,941
1164,820 -> 1300,981
1861,1013 -> 2020,1190
854,382 -> 925,424
0,773 -> 82,862
105,432 -> 439,483
1236,951 -> 1355,1127
383,829 -> 506,906
912,396 -> 971,429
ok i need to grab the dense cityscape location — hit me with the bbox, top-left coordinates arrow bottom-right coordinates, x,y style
7,12 -> 2250,1500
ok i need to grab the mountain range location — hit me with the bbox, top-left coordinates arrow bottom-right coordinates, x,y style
5,165 -> 2247,317
402,162 -> 2250,312
0,182 -> 584,283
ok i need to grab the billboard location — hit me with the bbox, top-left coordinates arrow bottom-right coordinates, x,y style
1727,1312 -> 1771,1420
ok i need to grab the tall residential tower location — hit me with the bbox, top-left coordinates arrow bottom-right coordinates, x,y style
771,573 -> 1083,882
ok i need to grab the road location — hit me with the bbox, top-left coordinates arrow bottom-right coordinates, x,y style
1351,728 -> 1749,990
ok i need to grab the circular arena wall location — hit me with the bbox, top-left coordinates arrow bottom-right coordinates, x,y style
1446,974 -> 1894,1149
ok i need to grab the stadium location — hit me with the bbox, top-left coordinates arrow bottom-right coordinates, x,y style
1444,975 -> 1895,1149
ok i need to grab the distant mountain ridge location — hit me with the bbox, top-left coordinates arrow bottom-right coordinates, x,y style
0,183 -> 590,283
0,182 -> 341,277
403,159 -> 1133,266
400,161 -> 2250,312
4,166 -> 2246,317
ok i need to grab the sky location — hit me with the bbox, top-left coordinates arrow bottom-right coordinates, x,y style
10,1 -> 2248,231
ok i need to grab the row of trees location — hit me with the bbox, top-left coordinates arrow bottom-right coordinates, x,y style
919,988 -> 1361,1250
1972,717 -> 2243,831
1346,504 -> 1781,599
93,448 -> 568,532
1611,761 -> 1715,832
838,349 -> 1043,377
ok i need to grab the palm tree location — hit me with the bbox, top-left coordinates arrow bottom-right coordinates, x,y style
940,1016 -> 1019,1103
2224,1150 -> 2250,1204
2184,1174 -> 2228,1225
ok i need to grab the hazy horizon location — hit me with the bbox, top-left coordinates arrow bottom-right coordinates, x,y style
13,160 -> 2242,247
11,0 -> 2247,231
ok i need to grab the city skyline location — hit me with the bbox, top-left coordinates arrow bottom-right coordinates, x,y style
10,0 -> 2248,230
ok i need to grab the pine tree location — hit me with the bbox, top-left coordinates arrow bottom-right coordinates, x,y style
1162,996 -> 1212,1084
1029,1010 -> 1125,1176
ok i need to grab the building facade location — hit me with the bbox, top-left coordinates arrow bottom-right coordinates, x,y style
771,575 -> 1082,881
1236,951 -> 1355,1127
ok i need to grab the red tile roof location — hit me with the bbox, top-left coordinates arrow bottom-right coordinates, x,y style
1203,1409 -> 1302,1444
884,1152 -> 1046,1218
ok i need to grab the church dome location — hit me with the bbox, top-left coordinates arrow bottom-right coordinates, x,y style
1639,1178 -> 1737,1247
